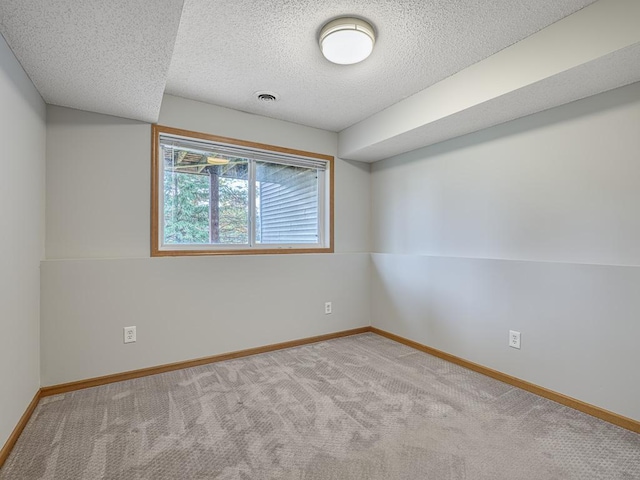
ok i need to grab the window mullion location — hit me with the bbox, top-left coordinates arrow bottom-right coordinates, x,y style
248,159 -> 257,247
153,126 -> 333,256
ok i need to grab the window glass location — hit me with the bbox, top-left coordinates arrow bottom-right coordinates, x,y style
153,126 -> 332,256
256,161 -> 319,245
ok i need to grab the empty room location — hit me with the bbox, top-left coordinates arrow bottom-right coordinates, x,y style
1,0 -> 639,478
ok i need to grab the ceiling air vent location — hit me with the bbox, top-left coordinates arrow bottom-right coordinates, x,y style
255,91 -> 279,102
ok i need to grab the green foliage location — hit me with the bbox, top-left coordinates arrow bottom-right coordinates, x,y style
164,171 -> 210,244
218,178 -> 249,244
163,171 -> 248,244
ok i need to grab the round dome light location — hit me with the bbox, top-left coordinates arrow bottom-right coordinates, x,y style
319,17 -> 375,65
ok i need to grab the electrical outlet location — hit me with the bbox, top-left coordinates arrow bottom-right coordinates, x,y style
324,302 -> 332,314
124,326 -> 136,344
509,330 -> 521,349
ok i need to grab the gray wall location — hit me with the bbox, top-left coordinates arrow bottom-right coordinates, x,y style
371,82 -> 640,421
38,72 -> 640,422
41,99 -> 372,386
0,35 -> 45,446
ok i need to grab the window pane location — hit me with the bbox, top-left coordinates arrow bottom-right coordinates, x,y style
162,141 -> 249,245
256,161 -> 319,244
217,174 -> 249,244
163,170 -> 210,244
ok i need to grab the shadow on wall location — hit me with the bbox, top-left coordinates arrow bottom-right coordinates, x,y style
0,37 -> 43,116
370,252 -> 640,421
372,84 -> 640,172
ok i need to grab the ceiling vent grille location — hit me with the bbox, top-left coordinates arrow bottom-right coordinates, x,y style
256,91 -> 279,102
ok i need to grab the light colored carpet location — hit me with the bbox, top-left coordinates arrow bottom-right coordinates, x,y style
1,333 -> 638,479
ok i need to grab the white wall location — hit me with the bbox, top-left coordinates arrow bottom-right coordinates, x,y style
42,98 -> 371,385
158,95 -> 371,254
0,35 -> 45,447
371,82 -> 640,421
46,108 -> 150,259
41,254 -> 370,385
41,67 -> 640,425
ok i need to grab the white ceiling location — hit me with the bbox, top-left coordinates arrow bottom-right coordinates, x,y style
1,0 -> 638,162
165,0 -> 595,132
0,0 -> 184,123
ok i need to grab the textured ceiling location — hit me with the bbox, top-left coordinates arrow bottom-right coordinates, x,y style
166,0 -> 596,132
338,0 -> 640,161
0,0 -> 184,122
341,43 -> 640,162
2,0 -> 637,162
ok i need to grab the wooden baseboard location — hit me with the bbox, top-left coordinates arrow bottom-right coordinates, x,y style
40,327 -> 371,397
4,325 -> 636,472
0,390 -> 41,469
370,327 -> 640,434
2,327 -> 369,469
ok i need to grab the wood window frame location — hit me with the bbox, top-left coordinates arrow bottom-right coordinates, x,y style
151,125 -> 334,257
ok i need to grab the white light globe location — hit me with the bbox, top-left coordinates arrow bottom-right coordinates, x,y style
320,18 -> 375,65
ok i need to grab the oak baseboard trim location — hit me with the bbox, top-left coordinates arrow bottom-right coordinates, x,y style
40,327 -> 371,397
0,390 -> 41,470
5,325 -> 636,471
370,327 -> 640,434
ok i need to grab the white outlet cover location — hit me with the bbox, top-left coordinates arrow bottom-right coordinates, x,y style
324,302 -> 332,314
509,330 -> 521,349
124,326 -> 136,344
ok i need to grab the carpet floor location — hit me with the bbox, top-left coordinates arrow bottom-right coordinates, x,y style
1,333 -> 638,479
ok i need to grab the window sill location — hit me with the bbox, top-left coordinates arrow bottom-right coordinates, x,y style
151,246 -> 334,257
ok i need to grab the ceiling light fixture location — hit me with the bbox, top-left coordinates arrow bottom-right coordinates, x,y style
207,156 -> 230,165
319,17 -> 376,65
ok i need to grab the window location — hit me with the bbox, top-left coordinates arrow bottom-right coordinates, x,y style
151,126 -> 333,256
